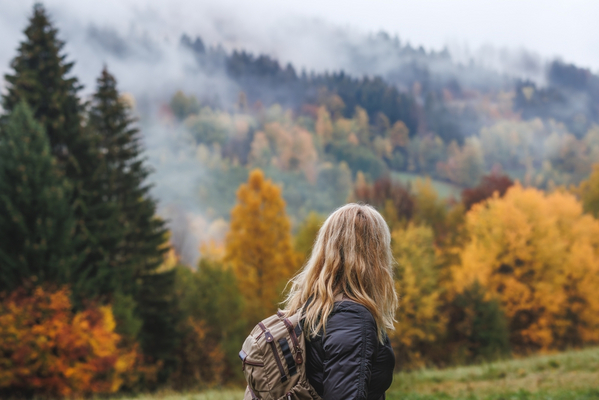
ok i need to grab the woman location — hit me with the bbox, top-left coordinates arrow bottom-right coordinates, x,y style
284,203 -> 398,400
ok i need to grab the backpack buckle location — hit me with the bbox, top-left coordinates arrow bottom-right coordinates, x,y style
264,330 -> 274,342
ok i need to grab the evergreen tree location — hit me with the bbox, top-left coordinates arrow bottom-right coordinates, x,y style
3,3 -> 83,171
0,102 -> 77,290
448,282 -> 510,363
89,67 -> 174,370
89,67 -> 168,293
2,3 -> 121,303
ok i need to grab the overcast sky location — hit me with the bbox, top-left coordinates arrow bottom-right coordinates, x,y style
1,0 -> 598,85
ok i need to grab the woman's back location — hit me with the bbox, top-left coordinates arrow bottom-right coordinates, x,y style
283,203 -> 399,400
305,300 -> 395,400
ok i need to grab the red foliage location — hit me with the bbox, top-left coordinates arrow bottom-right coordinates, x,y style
354,175 -> 415,221
0,285 -> 142,398
461,173 -> 513,210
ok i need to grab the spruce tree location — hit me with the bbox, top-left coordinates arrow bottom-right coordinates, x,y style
0,101 -> 77,291
3,3 -> 82,170
2,3 -> 122,303
89,67 -> 175,369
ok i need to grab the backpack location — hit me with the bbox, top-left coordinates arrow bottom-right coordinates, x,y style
239,310 -> 322,400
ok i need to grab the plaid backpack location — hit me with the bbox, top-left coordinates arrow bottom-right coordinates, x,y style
239,310 -> 322,400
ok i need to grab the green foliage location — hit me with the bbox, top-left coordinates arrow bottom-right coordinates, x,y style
448,282 -> 511,363
329,140 -> 387,179
137,268 -> 181,381
185,108 -> 230,146
294,212 -> 325,263
112,291 -> 143,343
2,3 -> 83,176
174,260 -> 246,382
89,67 -> 174,371
1,4 -> 123,305
0,101 -> 77,290
170,90 -> 201,120
577,163 -> 599,218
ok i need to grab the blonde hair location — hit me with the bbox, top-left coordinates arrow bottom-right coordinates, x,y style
283,203 -> 398,343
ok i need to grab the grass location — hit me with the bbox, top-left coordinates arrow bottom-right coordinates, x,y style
115,348 -> 599,400
387,347 -> 599,399
391,172 -> 463,199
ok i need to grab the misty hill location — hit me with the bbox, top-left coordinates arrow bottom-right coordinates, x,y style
177,32 -> 599,140
82,25 -> 599,265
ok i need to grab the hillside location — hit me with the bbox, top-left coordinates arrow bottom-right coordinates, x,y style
114,347 -> 599,400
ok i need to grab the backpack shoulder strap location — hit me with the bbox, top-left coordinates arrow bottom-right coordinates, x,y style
277,310 -> 303,365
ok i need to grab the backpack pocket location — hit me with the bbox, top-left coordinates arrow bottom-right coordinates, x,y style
240,349 -> 269,393
275,380 -> 323,400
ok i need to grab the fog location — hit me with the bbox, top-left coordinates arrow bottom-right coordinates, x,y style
1,0 -> 597,265
2,0 -> 598,99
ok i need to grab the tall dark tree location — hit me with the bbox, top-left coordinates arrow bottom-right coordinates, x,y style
89,67 -> 175,370
3,3 -> 83,170
2,3 -> 121,303
0,102 -> 78,291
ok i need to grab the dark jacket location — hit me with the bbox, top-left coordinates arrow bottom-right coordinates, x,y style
305,301 -> 395,400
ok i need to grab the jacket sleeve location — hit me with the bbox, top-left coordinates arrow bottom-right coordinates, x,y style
321,306 -> 378,400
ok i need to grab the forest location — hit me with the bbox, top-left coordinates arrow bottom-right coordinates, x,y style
1,3 -> 599,399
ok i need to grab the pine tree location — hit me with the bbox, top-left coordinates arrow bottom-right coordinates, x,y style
89,67 -> 168,293
225,169 -> 298,322
0,101 -> 77,290
88,67 -> 174,369
2,4 -> 122,303
3,3 -> 83,172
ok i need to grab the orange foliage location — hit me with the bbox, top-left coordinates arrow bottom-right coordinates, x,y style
0,285 -> 139,397
172,317 -> 226,388
225,169 -> 298,321
453,184 -> 599,352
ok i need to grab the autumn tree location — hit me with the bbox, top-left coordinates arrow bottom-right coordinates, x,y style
576,163 -> 599,218
453,184 -> 599,352
225,169 -> 298,322
315,106 -> 333,145
461,173 -> 513,211
294,212 -> 325,264
353,174 -> 414,230
390,223 -> 443,368
0,285 -> 139,398
437,139 -> 485,187
413,178 -> 449,242
173,255 -> 245,386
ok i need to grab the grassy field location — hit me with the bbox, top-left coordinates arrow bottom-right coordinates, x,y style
391,172 -> 463,199
118,347 -> 599,400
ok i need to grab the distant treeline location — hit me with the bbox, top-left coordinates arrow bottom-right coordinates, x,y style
180,33 -> 599,144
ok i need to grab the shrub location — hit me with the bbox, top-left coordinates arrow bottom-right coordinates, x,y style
0,284 -> 141,398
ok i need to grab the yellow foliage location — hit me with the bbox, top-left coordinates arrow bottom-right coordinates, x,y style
453,184 -> 599,352
390,223 -> 444,368
315,106 -> 333,145
225,169 -> 299,321
0,285 -> 141,397
262,122 -> 317,181
575,163 -> 599,218
390,120 -> 410,148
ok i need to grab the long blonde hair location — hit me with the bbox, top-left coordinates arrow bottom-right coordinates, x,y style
283,203 -> 398,343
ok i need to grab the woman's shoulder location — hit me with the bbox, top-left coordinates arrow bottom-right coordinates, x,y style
327,300 -> 377,333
